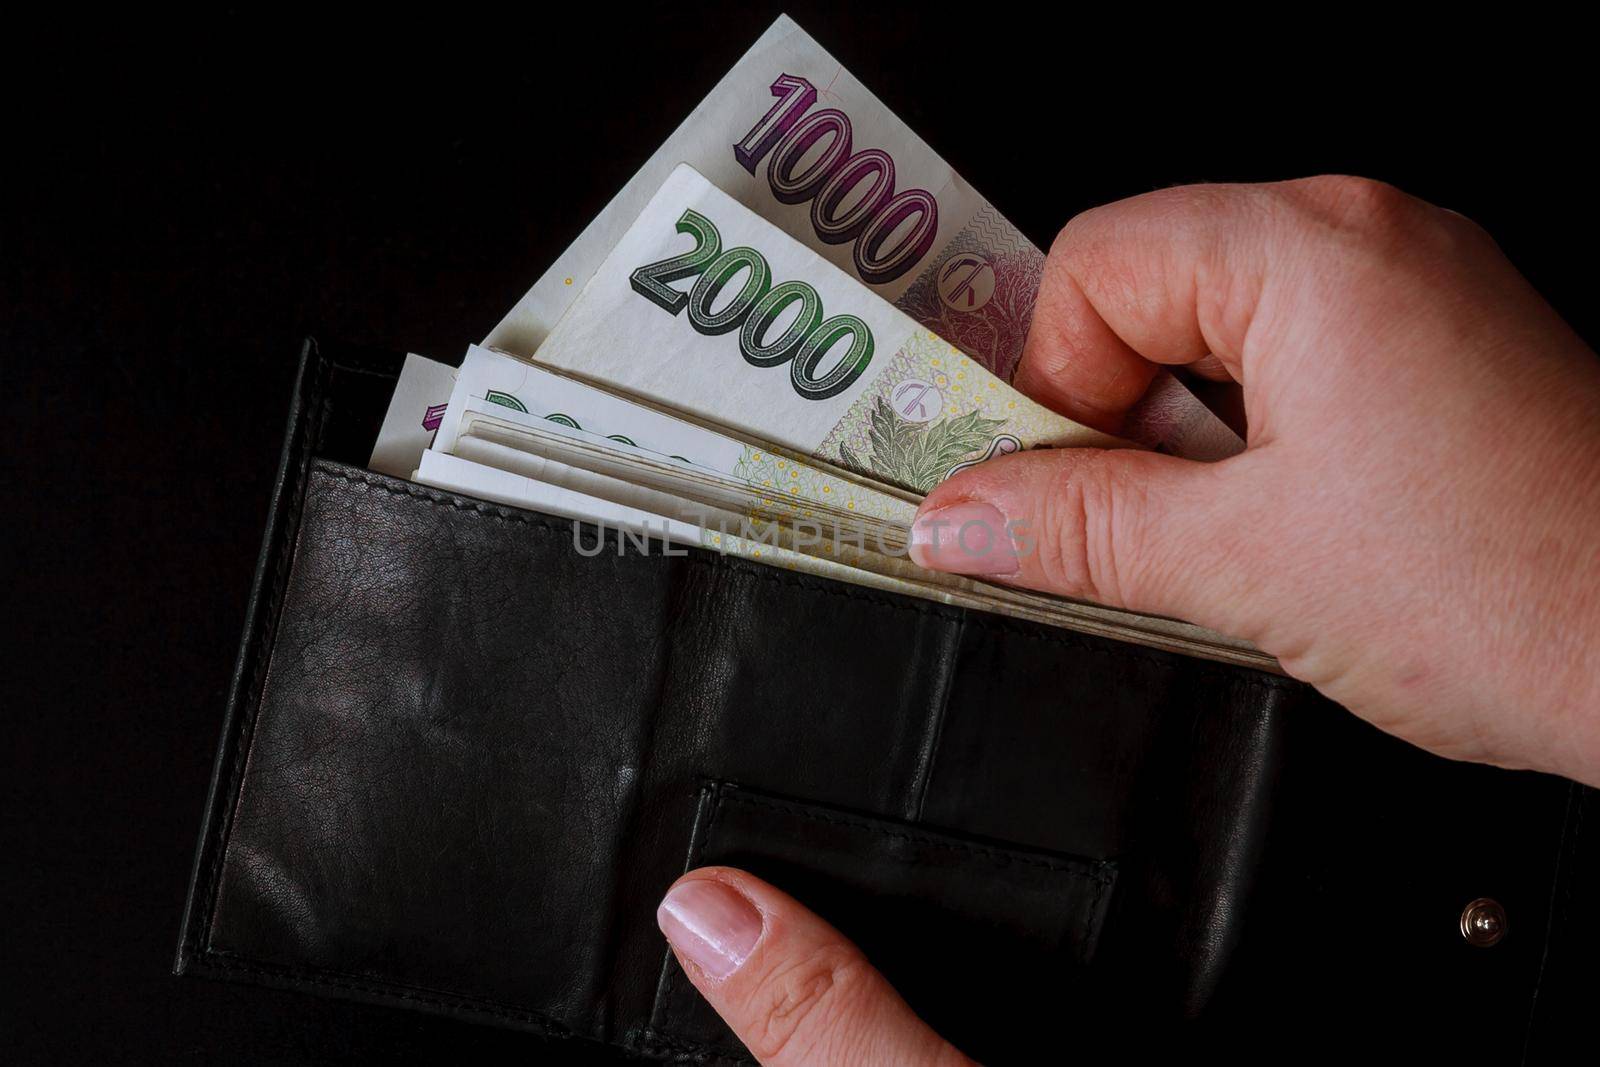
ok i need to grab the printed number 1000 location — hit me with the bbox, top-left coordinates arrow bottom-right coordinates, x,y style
733,74 -> 939,287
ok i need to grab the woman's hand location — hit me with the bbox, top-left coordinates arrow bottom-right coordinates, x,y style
909,176 -> 1600,786
660,178 -> 1600,1067
655,867 -> 971,1066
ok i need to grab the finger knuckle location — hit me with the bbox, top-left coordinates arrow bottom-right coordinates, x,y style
1298,173 -> 1405,214
1050,212 -> 1139,317
1432,204 -> 1499,255
743,943 -> 870,1063
1051,205 -> 1101,255
1052,186 -> 1210,262
1291,174 -> 1419,237
1037,452 -> 1136,605
1051,199 -> 1144,274
1051,184 -> 1247,310
1289,174 -> 1501,278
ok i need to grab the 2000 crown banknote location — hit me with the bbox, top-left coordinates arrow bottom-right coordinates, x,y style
527,163 -> 1125,494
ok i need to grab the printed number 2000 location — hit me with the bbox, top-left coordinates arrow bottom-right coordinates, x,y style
630,208 -> 875,402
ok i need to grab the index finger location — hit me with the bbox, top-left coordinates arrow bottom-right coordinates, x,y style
1014,183 -> 1270,430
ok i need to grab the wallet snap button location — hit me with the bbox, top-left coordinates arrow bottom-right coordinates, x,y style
1459,897 -> 1507,947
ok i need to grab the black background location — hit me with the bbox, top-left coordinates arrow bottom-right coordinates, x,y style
5,4 -> 1595,1061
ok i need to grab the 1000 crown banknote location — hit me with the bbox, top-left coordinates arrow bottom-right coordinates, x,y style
486,15 -> 1240,453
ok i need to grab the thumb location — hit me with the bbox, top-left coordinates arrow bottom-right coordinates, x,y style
656,867 -> 971,1067
908,447 -> 1264,635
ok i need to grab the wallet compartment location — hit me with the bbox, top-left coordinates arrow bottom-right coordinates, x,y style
173,340 -> 1322,1061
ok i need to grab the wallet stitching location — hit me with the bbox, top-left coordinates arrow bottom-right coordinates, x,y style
720,790 -> 1115,882
651,783 -> 1113,1060
1082,859 -> 1112,958
198,444 -> 1268,1050
328,359 -> 403,378
1526,782 -> 1586,1049
648,787 -> 787,1064
198,954 -> 581,1040
196,346 -> 333,952
313,463 -> 1296,690
192,352 -> 589,1046
635,1029 -> 755,1066
909,617 -> 962,823
654,785 -> 725,1044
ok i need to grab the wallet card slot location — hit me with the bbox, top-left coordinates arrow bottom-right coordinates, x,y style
644,782 -> 1116,1065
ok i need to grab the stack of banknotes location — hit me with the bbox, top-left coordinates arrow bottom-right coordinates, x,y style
369,15 -> 1268,670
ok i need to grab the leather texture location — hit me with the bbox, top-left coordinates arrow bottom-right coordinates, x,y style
176,340 -> 1596,1063
654,783 -> 1115,1063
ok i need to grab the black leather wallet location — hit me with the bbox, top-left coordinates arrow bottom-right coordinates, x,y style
176,339 -> 1598,1062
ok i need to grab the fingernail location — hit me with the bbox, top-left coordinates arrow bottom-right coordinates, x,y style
908,502 -> 1019,576
657,879 -> 763,980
